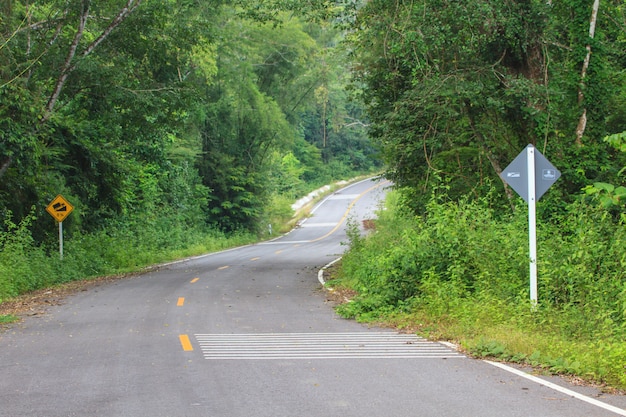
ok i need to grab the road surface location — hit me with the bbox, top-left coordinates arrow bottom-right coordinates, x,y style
1,178 -> 625,417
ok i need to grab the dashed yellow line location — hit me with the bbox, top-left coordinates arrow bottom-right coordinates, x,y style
250,257 -> 260,261
218,265 -> 229,270
309,180 -> 390,243
190,277 -> 199,283
179,334 -> 193,351
177,297 -> 185,307
275,250 -> 284,255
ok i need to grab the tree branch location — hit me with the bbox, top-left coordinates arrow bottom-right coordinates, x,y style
79,0 -> 142,59
42,0 -> 89,121
41,0 -> 143,122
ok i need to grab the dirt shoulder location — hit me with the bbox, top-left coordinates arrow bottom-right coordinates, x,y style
0,272 -> 146,325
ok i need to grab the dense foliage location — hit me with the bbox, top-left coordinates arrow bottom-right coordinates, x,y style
0,0 -> 378,299
331,0 -> 626,389
349,0 -> 626,211
336,189 -> 626,388
1,0 -> 377,234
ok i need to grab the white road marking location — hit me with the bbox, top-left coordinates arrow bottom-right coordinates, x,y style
299,222 -> 338,228
318,257 -> 341,286
485,360 -> 626,416
327,194 -> 361,200
195,332 -> 465,360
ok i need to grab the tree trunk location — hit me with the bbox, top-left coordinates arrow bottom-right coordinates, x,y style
575,0 -> 600,146
43,0 -> 89,121
0,157 -> 12,179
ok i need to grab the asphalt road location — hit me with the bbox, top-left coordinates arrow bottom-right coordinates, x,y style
1,178 -> 625,417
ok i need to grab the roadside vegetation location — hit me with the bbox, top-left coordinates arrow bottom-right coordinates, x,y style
0,208 -> 258,303
330,0 -> 626,392
331,185 -> 625,390
0,2 -> 378,306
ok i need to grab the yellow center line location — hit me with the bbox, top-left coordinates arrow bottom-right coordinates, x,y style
250,257 -> 260,261
218,265 -> 230,270
179,334 -> 193,351
177,297 -> 185,307
275,250 -> 284,255
190,277 -> 199,284
309,180 -> 390,243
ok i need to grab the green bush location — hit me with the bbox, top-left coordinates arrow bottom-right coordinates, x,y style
339,190 -> 530,313
0,210 -> 53,301
0,207 -> 257,303
334,187 -> 626,389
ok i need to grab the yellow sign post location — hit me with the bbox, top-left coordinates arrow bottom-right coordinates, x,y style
46,195 -> 74,260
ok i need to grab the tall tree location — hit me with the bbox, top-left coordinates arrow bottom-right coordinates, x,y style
196,11 -> 301,231
349,0 -> 626,210
0,0 -> 221,231
575,0 -> 601,145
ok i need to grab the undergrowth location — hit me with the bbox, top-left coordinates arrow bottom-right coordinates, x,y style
333,188 -> 626,390
0,178 -> 354,305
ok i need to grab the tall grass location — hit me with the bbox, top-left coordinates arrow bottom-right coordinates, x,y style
334,189 -> 626,389
0,209 -> 256,304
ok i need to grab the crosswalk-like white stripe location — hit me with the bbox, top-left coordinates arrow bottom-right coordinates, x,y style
299,222 -> 338,227
194,332 -> 465,360
327,194 -> 361,200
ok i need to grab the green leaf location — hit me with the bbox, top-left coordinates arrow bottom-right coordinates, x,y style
593,182 -> 615,193
615,186 -> 626,199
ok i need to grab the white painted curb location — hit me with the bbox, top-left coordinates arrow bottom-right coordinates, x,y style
317,257 -> 343,287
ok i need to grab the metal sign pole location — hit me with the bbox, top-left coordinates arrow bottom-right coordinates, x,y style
59,221 -> 64,260
501,144 -> 560,310
527,146 -> 538,307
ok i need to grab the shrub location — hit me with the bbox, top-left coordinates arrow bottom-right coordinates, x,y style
334,187 -> 626,389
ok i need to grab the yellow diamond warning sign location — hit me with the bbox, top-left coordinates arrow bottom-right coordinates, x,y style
46,195 -> 74,222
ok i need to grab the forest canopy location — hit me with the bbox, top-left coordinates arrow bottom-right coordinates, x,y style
0,0 -> 376,239
349,0 -> 625,213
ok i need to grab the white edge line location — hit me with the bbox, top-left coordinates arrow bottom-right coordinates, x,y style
485,360 -> 626,416
314,184 -> 624,417
318,257 -> 342,286
319,261 -> 626,416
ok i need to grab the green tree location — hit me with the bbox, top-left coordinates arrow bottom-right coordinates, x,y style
195,11 -> 298,231
1,0 -> 221,235
349,0 -> 626,211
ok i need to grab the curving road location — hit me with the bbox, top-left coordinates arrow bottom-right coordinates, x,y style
1,178 -> 625,417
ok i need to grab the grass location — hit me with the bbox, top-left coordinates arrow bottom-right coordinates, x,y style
0,314 -> 18,324
327,281 -> 626,391
0,178 -> 357,310
329,189 -> 626,391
